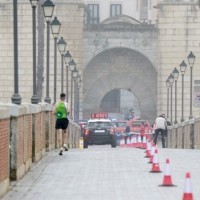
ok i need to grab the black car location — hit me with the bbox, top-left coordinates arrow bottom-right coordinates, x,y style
83,119 -> 116,148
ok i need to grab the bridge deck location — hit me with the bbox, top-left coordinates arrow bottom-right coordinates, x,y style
1,145 -> 200,200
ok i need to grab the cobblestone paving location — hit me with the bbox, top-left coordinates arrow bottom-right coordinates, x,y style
1,145 -> 200,200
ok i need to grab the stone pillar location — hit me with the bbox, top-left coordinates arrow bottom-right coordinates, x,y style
9,104 -> 32,181
0,107 -> 10,198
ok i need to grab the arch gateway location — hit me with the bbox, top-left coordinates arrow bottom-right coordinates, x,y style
83,16 -> 158,123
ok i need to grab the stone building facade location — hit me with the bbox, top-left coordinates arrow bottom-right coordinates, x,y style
1,0 -> 200,123
83,17 -> 158,122
157,0 -> 200,122
0,0 -> 84,118
83,0 -> 158,24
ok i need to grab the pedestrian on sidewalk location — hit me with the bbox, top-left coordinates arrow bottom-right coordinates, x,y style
140,122 -> 146,142
124,125 -> 131,144
153,114 -> 167,148
53,93 -> 70,155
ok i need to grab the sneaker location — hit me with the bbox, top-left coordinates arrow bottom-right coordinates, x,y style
59,147 -> 63,155
63,144 -> 68,151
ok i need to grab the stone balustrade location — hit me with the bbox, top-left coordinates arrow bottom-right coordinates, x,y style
159,0 -> 198,4
167,118 -> 200,149
0,103 -> 81,198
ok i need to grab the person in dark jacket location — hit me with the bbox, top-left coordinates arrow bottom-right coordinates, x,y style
124,125 -> 130,144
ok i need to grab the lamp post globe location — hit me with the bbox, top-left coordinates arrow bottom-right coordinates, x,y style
180,60 -> 187,74
172,67 -> 179,81
64,51 -> 72,65
69,59 -> 76,71
188,51 -> 195,68
30,0 -> 39,7
51,16 -> 61,38
166,79 -> 170,88
168,73 -> 174,85
57,37 -> 67,54
72,68 -> 78,79
42,0 -> 55,22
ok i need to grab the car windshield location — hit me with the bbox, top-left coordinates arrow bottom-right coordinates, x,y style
88,122 -> 111,127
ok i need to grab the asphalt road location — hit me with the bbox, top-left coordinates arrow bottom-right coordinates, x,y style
1,145 -> 200,200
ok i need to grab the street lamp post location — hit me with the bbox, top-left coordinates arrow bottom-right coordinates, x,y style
168,73 -> 174,124
172,67 -> 179,124
73,68 -> 78,120
30,0 -> 39,104
42,0 -> 55,103
57,37 -> 67,93
166,79 -> 171,119
187,51 -> 195,119
76,75 -> 81,121
69,59 -> 76,119
64,51 -> 72,102
50,16 -> 61,103
180,60 -> 187,122
11,0 -> 21,104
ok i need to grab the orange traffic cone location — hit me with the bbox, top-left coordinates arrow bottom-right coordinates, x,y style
136,135 -> 142,148
120,139 -> 125,147
141,136 -> 147,149
149,149 -> 162,173
148,143 -> 155,163
132,135 -> 137,147
182,172 -> 193,200
145,139 -> 151,158
159,159 -> 176,186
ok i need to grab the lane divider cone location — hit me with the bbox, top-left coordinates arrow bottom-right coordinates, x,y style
136,135 -> 142,148
145,139 -> 151,158
132,135 -> 137,147
182,172 -> 193,200
120,139 -> 125,147
141,136 -> 147,149
148,143 -> 155,163
159,159 -> 176,187
149,149 -> 162,173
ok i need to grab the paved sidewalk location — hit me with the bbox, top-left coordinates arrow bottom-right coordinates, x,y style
1,145 -> 200,200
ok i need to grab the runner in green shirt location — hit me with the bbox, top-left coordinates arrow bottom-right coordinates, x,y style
53,93 -> 70,155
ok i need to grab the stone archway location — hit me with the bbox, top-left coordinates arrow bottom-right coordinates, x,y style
83,47 -> 157,123
99,88 -> 140,119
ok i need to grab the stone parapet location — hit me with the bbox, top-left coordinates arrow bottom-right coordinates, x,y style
0,107 -> 10,198
159,0 -> 198,4
167,118 -> 200,149
0,103 -> 81,198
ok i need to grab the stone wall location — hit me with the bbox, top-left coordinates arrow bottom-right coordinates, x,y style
0,0 -> 84,119
157,0 -> 200,122
167,118 -> 200,149
0,108 -> 10,198
83,22 -> 158,122
0,103 -> 81,198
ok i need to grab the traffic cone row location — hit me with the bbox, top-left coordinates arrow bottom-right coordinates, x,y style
119,134 -> 150,148
141,138 -> 194,199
